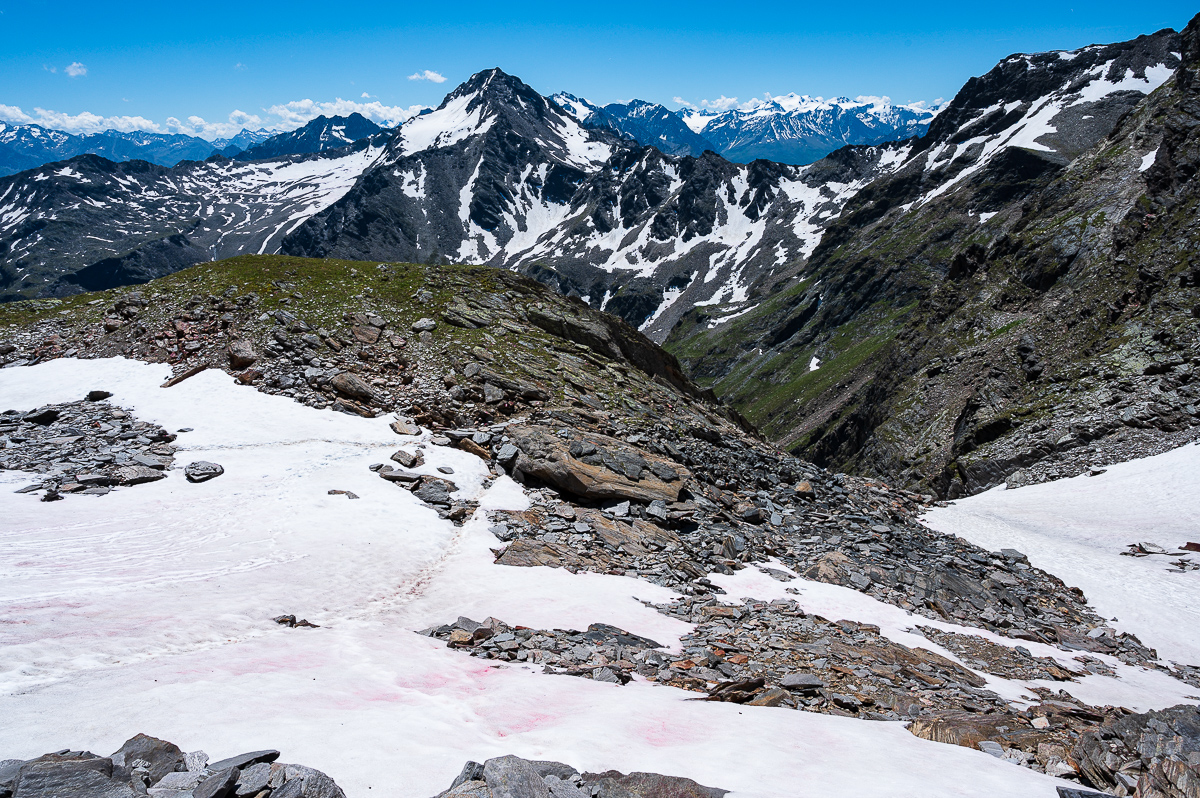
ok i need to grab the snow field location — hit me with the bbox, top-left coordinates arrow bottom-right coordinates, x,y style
924,445 -> 1200,669
0,357 -> 1175,798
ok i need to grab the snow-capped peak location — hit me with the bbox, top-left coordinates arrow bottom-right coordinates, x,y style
394,69 -> 613,168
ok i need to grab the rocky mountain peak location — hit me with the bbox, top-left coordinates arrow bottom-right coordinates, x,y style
390,68 -> 617,169
918,27 -> 1182,161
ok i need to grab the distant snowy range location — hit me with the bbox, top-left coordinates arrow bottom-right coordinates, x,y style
0,90 -> 935,177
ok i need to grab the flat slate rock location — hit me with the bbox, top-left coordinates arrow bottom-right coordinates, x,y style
205,750 -> 280,773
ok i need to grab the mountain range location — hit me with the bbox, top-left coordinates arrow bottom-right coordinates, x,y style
1,16 -> 1196,502
0,88 -> 936,179
551,92 -> 938,164
0,114 -> 385,176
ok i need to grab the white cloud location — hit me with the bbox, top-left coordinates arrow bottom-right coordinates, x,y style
698,95 -> 739,110
266,97 -> 424,130
65,62 -> 87,78
672,96 -> 696,109
407,70 -> 446,83
0,96 -> 428,141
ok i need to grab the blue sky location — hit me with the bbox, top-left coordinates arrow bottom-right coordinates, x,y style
0,1 -> 1195,139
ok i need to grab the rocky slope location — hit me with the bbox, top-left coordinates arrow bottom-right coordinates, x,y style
0,142 -> 386,300
2,255 -> 1197,797
281,69 -> 910,338
665,19 -> 1195,498
0,733 -> 346,798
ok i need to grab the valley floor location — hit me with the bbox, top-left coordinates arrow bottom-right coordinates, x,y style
0,358 -> 1196,797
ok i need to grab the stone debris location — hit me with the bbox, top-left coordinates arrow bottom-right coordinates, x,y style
0,733 -> 343,798
1072,704 -> 1200,798
273,615 -> 319,629
429,755 -> 726,798
1,395 -> 176,498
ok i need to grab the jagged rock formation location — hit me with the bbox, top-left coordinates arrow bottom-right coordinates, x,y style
282,68 -> 907,338
0,69 -> 912,336
667,18 -> 1198,498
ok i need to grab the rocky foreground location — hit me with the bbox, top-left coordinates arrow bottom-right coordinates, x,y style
2,256 -> 1199,797
0,734 -> 343,798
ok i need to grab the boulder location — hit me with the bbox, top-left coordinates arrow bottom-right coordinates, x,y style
205,750 -> 280,773
482,755 -> 551,798
184,461 -> 224,483
193,768 -> 238,798
508,425 -> 690,503
12,754 -> 136,798
457,438 -> 491,461
114,465 -> 167,486
581,770 -> 728,798
329,372 -> 374,403
390,418 -> 421,436
111,733 -> 185,784
227,339 -> 257,369
391,449 -> 424,468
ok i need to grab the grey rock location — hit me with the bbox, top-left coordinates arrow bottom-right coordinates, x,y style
411,318 -> 437,333
183,753 -> 208,773
111,734 -> 185,784
329,372 -> 374,403
390,449 -> 423,468
543,776 -> 589,798
390,418 -> 421,436
483,755 -> 551,798
234,763 -> 271,797
192,768 -> 238,798
780,673 -> 825,692
14,755 -> 136,798
184,461 -> 224,483
153,771 -> 204,790
115,466 -> 167,486
205,751 -> 279,773
449,762 -> 484,791
227,339 -> 257,370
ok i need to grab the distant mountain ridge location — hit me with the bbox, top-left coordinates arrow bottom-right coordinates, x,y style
236,113 -> 386,161
552,91 -> 939,164
0,116 -> 384,177
677,94 -> 940,164
0,124 -> 224,175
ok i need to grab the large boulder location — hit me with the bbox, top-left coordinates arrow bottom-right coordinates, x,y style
329,372 -> 375,403
110,733 -> 185,784
508,426 -> 690,504
11,753 -> 136,798
227,339 -> 257,370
